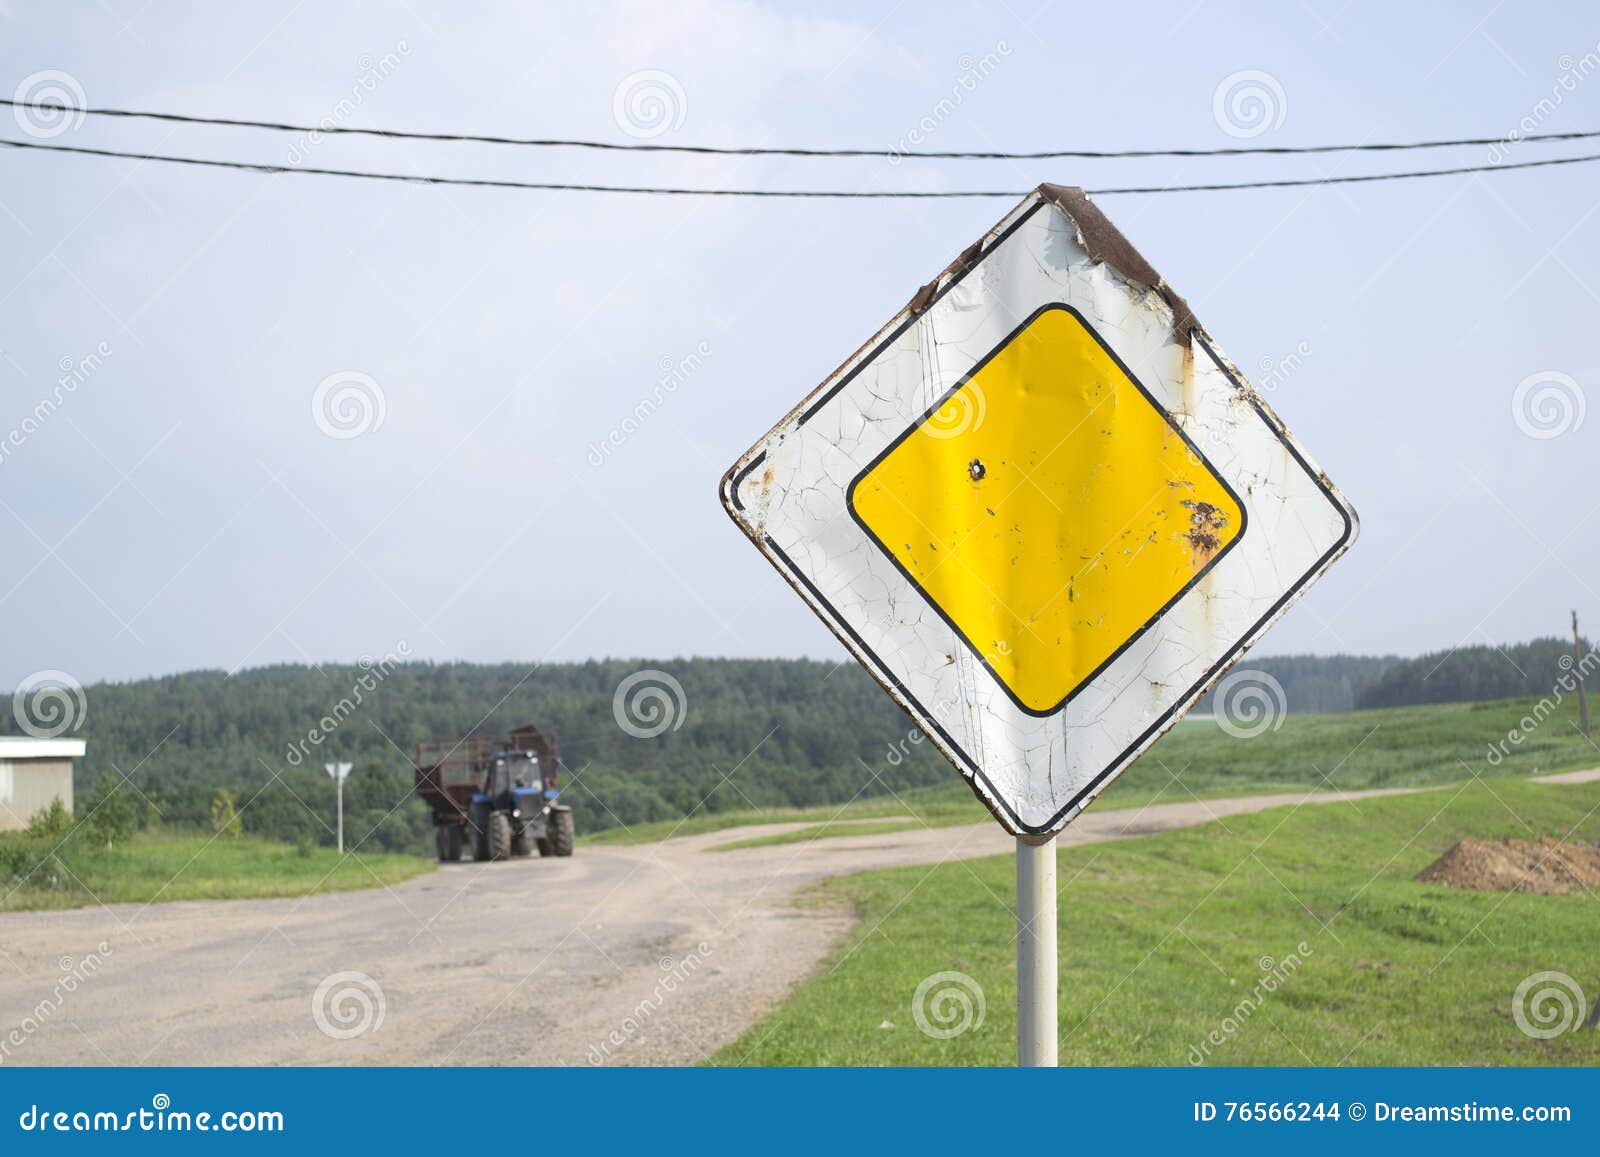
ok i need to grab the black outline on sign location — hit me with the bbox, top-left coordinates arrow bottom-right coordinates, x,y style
722,194 -> 1356,835
842,302 -> 1247,718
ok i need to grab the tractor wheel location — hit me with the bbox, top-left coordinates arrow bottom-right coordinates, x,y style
471,817 -> 490,861
548,809 -> 575,857
486,812 -> 513,861
435,825 -> 464,862
511,827 -> 534,857
536,837 -> 552,857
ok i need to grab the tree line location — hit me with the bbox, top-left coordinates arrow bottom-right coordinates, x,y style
5,643 -> 1573,857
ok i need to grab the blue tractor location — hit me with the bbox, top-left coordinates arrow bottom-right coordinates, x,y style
415,725 -> 575,862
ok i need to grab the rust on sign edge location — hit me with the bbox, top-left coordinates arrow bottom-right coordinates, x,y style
1036,182 -> 1204,349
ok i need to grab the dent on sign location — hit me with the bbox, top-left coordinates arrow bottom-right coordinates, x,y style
721,184 -> 1357,838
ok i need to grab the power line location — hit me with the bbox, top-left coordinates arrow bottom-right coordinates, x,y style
0,96 -> 1589,160
4,135 -> 1599,196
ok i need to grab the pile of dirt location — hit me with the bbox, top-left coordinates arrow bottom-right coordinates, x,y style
1416,837 -> 1600,894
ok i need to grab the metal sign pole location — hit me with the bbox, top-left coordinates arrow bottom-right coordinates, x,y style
336,774 -> 344,854
1016,836 -> 1058,1066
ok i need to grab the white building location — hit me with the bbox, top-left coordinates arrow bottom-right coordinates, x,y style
0,737 -> 86,831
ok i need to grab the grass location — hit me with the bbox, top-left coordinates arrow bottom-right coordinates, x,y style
712,778 -> 1600,1066
0,828 -> 434,913
587,692 -> 1600,848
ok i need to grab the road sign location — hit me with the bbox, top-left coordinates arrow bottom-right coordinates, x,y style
720,184 -> 1357,840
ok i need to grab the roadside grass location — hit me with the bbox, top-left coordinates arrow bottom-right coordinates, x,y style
711,778 -> 1600,1066
586,693 -> 1599,848
0,828 -> 433,912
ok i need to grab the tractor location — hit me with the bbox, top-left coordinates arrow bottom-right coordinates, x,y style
414,724 -> 575,862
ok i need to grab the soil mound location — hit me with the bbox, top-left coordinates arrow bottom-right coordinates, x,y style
1417,836 -> 1600,894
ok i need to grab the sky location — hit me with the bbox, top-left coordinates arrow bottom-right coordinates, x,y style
1,0 -> 1597,689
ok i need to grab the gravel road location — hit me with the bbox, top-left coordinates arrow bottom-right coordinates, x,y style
0,784 -> 1516,1065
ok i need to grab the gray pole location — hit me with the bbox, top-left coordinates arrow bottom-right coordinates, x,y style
1574,610 -> 1592,740
327,762 -> 350,854
1016,836 -> 1058,1066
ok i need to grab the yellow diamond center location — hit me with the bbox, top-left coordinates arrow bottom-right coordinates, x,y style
848,305 -> 1243,714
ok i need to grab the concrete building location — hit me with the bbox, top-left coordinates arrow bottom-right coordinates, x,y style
0,737 -> 86,831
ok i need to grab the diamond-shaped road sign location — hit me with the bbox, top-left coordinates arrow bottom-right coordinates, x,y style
720,184 -> 1357,839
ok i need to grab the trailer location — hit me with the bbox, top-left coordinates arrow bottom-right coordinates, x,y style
414,724 -> 575,862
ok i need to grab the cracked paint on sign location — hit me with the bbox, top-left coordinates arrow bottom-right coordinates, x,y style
720,185 -> 1357,838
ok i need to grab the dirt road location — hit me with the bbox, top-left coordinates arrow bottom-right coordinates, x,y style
0,783 -> 1543,1066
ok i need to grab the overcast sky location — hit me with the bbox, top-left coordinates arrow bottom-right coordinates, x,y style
2,1 -> 1597,688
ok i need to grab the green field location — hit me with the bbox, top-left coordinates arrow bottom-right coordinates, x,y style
588,692 -> 1600,848
0,828 -> 434,913
713,778 -> 1600,1066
